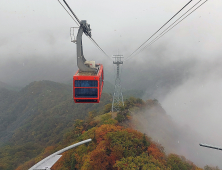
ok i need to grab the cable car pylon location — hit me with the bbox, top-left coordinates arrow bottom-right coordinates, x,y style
112,55 -> 124,112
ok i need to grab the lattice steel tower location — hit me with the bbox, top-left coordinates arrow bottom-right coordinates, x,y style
112,55 -> 124,112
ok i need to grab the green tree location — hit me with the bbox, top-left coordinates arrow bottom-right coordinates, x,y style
114,153 -> 170,170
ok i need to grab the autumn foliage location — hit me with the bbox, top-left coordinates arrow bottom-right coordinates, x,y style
16,98 -> 206,170
148,142 -> 166,164
50,107 -> 202,169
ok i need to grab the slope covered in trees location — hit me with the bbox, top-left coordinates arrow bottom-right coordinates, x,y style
0,80 -> 112,169
0,80 -> 220,169
16,98 -> 205,170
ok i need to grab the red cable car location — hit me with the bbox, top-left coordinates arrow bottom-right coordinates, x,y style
73,64 -> 104,103
60,1 -> 105,103
72,20 -> 104,103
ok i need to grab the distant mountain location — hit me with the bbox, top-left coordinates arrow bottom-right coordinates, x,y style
0,81 -> 13,90
0,80 -> 22,91
0,80 -> 113,145
0,80 -> 112,169
0,79 -> 148,148
0,81 -> 7,88
1,80 -> 219,169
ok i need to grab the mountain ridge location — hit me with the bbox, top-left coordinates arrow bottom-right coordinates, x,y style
0,80 -> 220,169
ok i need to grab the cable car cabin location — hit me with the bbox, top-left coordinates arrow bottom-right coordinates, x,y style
73,64 -> 104,103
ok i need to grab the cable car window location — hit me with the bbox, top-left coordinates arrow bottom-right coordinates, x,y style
75,88 -> 98,98
75,80 -> 98,87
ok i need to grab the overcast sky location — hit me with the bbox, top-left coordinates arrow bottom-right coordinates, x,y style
1,0 -> 222,168
1,0 -> 221,84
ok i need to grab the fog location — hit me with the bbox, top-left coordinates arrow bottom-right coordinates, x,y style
1,0 -> 222,168
132,104 -> 222,168
161,61 -> 222,167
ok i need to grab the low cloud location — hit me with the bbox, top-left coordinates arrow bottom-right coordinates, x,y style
132,102 -> 222,168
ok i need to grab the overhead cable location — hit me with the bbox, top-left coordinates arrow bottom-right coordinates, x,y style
126,0 -> 193,60
141,0 -> 208,54
126,0 -> 206,61
126,0 -> 208,61
88,36 -> 112,60
58,0 -> 79,26
58,0 -> 111,59
62,0 -> 81,24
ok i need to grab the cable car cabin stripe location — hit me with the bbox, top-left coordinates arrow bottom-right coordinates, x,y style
75,99 -> 98,103
73,64 -> 104,103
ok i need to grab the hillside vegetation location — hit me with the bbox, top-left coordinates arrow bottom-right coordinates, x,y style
0,80 -> 220,170
16,97 -> 203,170
0,80 -> 112,169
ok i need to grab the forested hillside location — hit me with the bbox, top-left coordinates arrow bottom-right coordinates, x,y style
15,98 -> 204,170
0,80 -> 112,169
0,80 -> 220,170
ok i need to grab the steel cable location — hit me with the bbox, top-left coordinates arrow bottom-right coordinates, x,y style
126,0 -> 208,61
58,0 -> 111,60
88,36 -> 112,60
126,0 -> 193,60
126,0 -> 205,61
144,0 -> 208,50
62,0 -> 81,24
58,0 -> 79,26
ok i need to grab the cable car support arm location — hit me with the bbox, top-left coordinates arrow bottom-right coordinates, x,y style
76,21 -> 97,72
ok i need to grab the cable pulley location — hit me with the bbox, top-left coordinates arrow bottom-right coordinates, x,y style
58,0 -> 110,59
